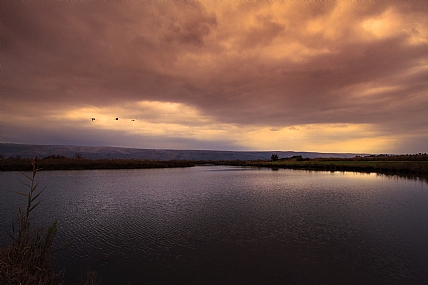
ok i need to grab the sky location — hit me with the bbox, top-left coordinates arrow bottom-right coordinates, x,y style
2,1 -> 428,154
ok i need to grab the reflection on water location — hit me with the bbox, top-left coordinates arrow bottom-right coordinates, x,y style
1,166 -> 428,284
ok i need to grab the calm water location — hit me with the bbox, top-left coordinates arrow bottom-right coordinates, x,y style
1,166 -> 428,284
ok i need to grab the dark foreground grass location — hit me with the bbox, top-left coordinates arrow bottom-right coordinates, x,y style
0,158 -> 100,285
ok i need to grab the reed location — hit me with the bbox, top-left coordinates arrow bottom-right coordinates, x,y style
0,157 -> 87,284
0,157 -> 61,284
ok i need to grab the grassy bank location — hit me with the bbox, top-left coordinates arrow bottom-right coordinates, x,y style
235,160 -> 428,174
2,153 -> 428,177
214,154 -> 428,176
0,156 -> 194,171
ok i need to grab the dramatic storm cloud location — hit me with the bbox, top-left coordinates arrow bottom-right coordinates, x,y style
2,1 -> 428,153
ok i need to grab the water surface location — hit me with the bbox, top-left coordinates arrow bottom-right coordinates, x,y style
1,166 -> 428,284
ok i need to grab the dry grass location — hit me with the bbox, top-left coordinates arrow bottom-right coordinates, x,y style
0,157 -> 60,284
0,156 -> 194,171
214,154 -> 428,177
0,157 -> 99,285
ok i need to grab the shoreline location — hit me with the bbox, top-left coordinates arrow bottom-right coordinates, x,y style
2,157 -> 428,178
0,157 -> 195,171
215,160 -> 428,180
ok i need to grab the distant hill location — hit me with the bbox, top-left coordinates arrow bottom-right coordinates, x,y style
0,143 -> 362,161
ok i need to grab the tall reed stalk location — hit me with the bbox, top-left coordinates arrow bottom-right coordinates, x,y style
0,157 -> 101,285
1,157 -> 61,284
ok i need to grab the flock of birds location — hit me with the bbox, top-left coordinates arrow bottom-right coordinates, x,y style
91,118 -> 135,121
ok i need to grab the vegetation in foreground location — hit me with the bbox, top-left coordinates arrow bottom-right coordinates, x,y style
0,158 -> 99,285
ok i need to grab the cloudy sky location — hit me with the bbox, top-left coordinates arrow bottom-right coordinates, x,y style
2,1 -> 428,154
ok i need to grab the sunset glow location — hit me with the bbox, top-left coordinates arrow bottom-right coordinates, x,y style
3,1 -> 427,153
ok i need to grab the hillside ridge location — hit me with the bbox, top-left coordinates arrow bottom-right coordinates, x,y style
0,143 -> 362,161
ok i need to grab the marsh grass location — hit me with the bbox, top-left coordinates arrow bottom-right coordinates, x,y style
265,160 -> 428,175
0,156 -> 194,171
216,155 -> 428,176
0,157 -> 61,284
0,157 -> 85,285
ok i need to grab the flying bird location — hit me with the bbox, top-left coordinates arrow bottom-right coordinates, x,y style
115,118 -> 118,120
91,118 -> 96,121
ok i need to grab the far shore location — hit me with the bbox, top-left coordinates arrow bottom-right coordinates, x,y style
1,154 -> 428,178
216,159 -> 428,178
0,156 -> 195,171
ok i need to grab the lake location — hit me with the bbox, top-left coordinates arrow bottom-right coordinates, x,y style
1,166 -> 428,284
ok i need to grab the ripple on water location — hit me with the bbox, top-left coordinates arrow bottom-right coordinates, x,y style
2,167 -> 428,284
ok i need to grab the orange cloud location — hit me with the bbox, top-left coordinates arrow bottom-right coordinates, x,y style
2,1 -> 428,153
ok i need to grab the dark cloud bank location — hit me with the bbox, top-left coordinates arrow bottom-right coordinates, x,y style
2,1 -> 428,153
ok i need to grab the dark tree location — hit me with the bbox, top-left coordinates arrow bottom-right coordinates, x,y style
271,154 -> 279,161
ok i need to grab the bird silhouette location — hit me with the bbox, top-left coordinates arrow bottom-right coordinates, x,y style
91,118 -> 96,121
